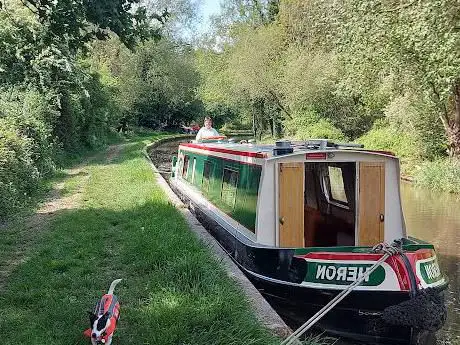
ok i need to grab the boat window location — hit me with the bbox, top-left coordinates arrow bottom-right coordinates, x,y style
328,166 -> 348,205
303,162 -> 356,247
202,161 -> 214,192
191,158 -> 197,183
182,155 -> 190,179
221,168 -> 239,208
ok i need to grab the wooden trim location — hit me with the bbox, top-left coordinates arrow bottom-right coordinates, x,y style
279,162 -> 305,247
358,162 -> 385,246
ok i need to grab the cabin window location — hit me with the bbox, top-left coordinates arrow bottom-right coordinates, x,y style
303,162 -> 356,247
327,166 -> 348,206
191,158 -> 197,184
182,155 -> 190,179
202,161 -> 214,192
221,168 -> 239,208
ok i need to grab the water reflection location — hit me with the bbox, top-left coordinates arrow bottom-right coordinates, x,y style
400,182 -> 460,345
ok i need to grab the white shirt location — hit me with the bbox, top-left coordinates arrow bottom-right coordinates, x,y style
195,127 -> 219,141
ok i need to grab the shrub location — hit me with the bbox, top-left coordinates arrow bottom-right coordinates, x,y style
356,120 -> 422,175
414,159 -> 460,193
0,119 -> 40,219
284,109 -> 346,141
383,94 -> 446,160
0,89 -> 57,176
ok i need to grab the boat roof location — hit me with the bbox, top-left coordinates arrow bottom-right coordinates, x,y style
179,139 -> 396,160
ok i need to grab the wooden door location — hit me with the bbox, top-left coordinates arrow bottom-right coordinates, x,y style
279,163 -> 304,247
358,162 -> 385,246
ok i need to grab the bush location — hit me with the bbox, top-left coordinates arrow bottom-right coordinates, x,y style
383,94 -> 446,160
0,89 -> 57,176
0,119 -> 40,219
414,159 -> 460,193
0,89 -> 58,220
284,109 -> 346,141
356,120 -> 422,174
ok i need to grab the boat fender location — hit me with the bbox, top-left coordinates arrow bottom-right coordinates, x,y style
382,287 -> 447,331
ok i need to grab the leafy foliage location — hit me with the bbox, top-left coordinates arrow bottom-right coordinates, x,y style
20,0 -> 163,51
414,159 -> 460,193
0,118 -> 40,219
284,109 -> 346,141
0,0 -> 192,220
196,0 -> 460,181
115,38 -> 203,129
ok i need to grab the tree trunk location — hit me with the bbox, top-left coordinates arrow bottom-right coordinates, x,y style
436,83 -> 460,157
252,111 -> 256,139
447,84 -> 460,157
446,123 -> 460,157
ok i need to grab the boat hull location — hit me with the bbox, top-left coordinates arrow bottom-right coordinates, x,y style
170,180 -> 446,345
247,272 -> 432,345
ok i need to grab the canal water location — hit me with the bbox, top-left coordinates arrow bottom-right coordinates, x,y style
401,183 -> 460,345
150,139 -> 459,345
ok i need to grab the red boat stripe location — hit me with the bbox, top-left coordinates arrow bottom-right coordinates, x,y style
301,252 -> 386,260
180,143 -> 268,159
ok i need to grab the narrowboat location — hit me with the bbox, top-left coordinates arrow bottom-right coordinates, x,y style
169,138 -> 448,345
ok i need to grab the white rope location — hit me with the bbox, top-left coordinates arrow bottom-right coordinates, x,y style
281,243 -> 401,345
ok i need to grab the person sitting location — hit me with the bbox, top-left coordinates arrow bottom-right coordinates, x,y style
195,116 -> 219,141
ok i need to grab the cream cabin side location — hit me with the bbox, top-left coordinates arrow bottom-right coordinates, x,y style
255,150 -> 406,248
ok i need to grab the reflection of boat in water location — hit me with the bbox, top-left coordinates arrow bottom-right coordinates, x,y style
169,138 -> 448,344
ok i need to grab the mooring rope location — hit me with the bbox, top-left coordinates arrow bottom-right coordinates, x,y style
281,242 -> 402,345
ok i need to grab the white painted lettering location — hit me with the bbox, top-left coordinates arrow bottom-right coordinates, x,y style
347,267 -> 357,281
325,266 -> 337,280
357,267 -> 370,282
316,265 -> 327,280
336,267 -> 347,281
425,263 -> 440,280
427,265 -> 433,279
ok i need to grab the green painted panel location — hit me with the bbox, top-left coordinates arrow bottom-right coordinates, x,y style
419,257 -> 443,285
178,149 -> 261,231
305,262 -> 386,286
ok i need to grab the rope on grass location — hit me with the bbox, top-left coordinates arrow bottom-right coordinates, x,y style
281,242 -> 402,345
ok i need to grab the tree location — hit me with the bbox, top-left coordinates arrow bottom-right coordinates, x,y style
116,38 -> 203,128
280,0 -> 460,155
17,0 -> 164,51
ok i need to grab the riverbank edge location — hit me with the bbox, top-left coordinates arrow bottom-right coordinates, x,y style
143,136 -> 293,338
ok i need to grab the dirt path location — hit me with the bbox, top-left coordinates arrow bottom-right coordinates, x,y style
0,144 -> 122,291
106,143 -> 123,163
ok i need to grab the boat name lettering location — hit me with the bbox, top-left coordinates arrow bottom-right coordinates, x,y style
419,258 -> 443,285
305,262 -> 386,286
315,265 -> 371,282
424,262 -> 441,280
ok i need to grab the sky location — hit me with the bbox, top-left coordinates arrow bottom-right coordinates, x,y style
197,0 -> 222,34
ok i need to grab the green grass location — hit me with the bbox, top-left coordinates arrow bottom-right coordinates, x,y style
0,132 -> 281,345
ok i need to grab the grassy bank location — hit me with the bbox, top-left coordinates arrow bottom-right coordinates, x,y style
0,133 -> 280,345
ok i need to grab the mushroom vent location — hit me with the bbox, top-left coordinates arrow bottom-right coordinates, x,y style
273,140 -> 293,156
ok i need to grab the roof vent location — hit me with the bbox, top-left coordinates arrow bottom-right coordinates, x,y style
273,140 -> 293,156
